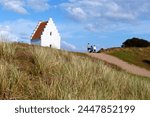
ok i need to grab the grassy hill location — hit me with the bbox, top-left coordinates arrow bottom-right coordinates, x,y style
0,42 -> 150,100
103,47 -> 150,70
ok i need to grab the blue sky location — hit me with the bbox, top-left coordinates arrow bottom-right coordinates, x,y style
0,0 -> 150,52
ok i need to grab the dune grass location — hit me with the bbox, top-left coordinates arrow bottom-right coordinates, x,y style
0,42 -> 150,100
104,47 -> 150,70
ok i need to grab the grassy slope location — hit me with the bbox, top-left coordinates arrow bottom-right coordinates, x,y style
104,47 -> 150,71
0,42 -> 150,100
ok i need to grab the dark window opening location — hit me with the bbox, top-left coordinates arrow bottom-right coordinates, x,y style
50,32 -> 52,36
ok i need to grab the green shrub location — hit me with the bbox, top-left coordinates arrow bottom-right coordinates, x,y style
122,37 -> 150,47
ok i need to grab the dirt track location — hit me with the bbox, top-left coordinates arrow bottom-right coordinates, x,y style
88,53 -> 150,78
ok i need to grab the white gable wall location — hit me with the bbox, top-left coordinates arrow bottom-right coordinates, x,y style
41,18 -> 61,49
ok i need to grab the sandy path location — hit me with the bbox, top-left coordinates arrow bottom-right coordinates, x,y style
88,53 -> 150,78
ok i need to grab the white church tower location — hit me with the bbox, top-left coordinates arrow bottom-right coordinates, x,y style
31,18 -> 61,49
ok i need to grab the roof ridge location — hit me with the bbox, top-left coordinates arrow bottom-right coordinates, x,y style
31,21 -> 48,40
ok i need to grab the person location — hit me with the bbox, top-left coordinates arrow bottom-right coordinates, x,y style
93,45 -> 96,53
90,45 -> 93,53
87,43 -> 91,52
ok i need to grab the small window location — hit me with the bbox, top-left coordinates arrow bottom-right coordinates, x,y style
50,32 -> 52,36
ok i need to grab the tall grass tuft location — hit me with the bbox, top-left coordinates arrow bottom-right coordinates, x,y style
0,42 -> 16,62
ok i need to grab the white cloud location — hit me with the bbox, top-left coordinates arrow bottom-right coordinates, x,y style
0,25 -> 18,41
85,24 -> 97,32
0,25 -> 10,34
27,0 -> 50,12
0,19 -> 36,42
66,7 -> 87,21
0,0 -> 27,14
61,40 -> 76,51
60,0 -> 150,32
0,0 -> 50,14
62,0 -> 133,21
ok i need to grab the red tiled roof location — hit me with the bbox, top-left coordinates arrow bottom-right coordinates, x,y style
31,21 -> 48,40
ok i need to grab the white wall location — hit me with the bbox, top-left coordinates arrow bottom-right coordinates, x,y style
41,18 -> 61,49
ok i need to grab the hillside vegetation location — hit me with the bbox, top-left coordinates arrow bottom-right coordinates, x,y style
0,42 -> 150,100
104,47 -> 150,71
